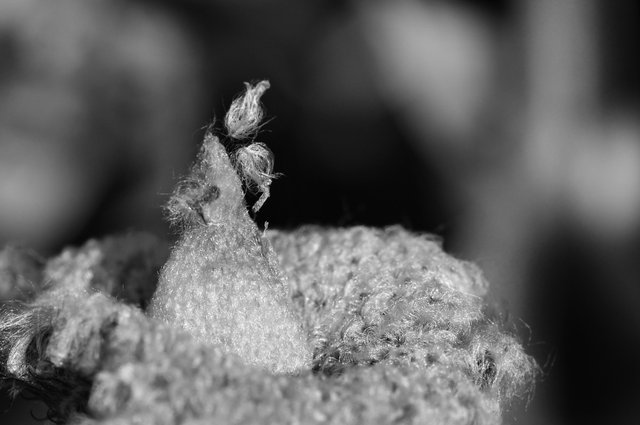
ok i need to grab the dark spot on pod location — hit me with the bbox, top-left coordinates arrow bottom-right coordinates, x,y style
477,350 -> 497,389
177,180 -> 201,204
201,185 -> 220,203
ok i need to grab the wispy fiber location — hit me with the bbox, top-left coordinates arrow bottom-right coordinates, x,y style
225,80 -> 277,212
224,80 -> 270,140
234,142 -> 276,213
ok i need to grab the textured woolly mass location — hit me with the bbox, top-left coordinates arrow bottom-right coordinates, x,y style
0,80 -> 537,424
41,233 -> 169,308
1,227 -> 536,425
149,219 -> 313,374
0,233 -> 168,422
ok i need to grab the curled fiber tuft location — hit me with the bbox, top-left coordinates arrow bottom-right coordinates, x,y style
224,80 -> 270,140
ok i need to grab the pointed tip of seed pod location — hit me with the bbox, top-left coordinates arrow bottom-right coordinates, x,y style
224,80 -> 271,140
168,80 -> 277,221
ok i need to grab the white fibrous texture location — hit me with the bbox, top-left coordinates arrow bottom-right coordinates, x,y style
0,226 -> 536,425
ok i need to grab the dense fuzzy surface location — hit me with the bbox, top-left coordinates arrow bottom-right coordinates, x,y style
0,233 -> 168,422
150,220 -> 313,374
1,227 -> 536,425
42,233 -> 169,308
270,227 -> 534,403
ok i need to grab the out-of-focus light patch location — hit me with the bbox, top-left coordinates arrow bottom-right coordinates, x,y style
357,0 -> 494,145
566,118 -> 640,239
0,0 -> 204,251
0,133 -> 95,250
0,0 -> 93,78
305,17 -> 380,114
300,15 -> 394,180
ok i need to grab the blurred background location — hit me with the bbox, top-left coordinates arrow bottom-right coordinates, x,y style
0,0 -> 638,424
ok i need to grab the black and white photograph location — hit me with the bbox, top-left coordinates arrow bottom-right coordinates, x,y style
1,1 -> 638,424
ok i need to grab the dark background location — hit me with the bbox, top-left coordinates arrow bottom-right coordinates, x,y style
1,1 -> 638,424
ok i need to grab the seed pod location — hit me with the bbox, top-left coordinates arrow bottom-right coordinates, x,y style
149,83 -> 311,374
